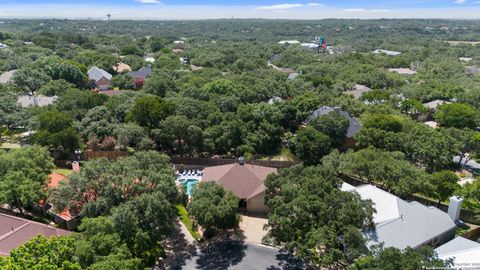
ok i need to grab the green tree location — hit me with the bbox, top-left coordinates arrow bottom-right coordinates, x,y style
349,246 -> 450,270
309,111 -> 349,147
126,96 -> 175,129
264,165 -> 374,266
293,127 -> 331,166
431,171 -> 460,204
434,103 -> 478,129
0,235 -> 81,270
188,182 -> 240,236
0,146 -> 54,212
143,74 -> 177,97
34,109 -> 80,151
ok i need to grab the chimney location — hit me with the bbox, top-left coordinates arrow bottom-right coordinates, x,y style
447,196 -> 463,222
238,156 -> 245,166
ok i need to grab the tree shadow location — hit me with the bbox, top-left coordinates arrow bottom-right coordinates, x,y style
266,249 -> 310,270
194,240 -> 248,270
161,220 -> 198,270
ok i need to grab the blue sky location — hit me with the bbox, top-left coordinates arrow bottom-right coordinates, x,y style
1,0 -> 480,19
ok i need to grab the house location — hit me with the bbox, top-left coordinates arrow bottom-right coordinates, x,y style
0,213 -> 70,256
343,84 -> 372,100
17,95 -> 57,108
373,49 -> 402,56
306,106 -> 362,146
268,96 -> 284,104
0,42 -> 8,48
288,72 -> 299,80
459,57 -> 473,62
301,43 -> 319,49
278,40 -> 300,45
113,62 -> 132,73
423,99 -> 451,111
202,160 -> 277,215
435,237 -> 480,268
388,68 -> 417,75
87,67 -> 112,90
0,69 -> 17,84
465,66 -> 480,75
424,121 -> 439,129
128,66 -> 152,80
341,183 -> 458,250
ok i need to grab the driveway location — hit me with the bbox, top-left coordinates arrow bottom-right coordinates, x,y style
174,240 -> 307,270
239,215 -> 268,244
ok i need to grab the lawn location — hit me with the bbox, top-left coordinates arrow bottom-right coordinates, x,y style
175,204 -> 200,239
53,168 -> 73,176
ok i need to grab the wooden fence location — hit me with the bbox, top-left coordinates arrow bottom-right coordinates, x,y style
341,174 -> 480,225
170,156 -> 299,169
82,151 -> 128,160
463,227 -> 480,240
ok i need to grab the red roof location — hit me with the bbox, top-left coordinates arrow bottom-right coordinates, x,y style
202,163 -> 277,199
0,213 -> 70,256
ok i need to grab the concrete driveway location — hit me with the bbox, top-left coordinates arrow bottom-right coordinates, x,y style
239,215 -> 268,244
176,241 -> 307,270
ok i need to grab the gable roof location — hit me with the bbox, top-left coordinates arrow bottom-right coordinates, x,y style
306,106 -> 362,138
202,163 -> 277,199
343,84 -> 372,100
128,66 -> 152,79
436,237 -> 480,267
0,213 -> 70,256
88,67 -> 112,82
345,184 -> 456,250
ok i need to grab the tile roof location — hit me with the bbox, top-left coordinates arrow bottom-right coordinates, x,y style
306,106 -> 362,138
87,67 -> 112,82
202,163 -> 277,199
0,213 -> 70,256
344,184 -> 457,250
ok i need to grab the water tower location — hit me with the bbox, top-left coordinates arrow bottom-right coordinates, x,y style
107,14 -> 111,21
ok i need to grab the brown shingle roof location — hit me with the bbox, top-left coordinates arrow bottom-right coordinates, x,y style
202,164 -> 277,199
0,213 -> 70,256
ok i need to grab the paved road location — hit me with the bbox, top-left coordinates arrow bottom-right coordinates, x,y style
173,240 -> 307,270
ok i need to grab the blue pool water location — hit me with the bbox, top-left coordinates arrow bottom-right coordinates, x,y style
182,179 -> 199,196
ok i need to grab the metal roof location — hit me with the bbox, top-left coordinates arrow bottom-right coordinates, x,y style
436,237 -> 480,267
345,184 -> 457,250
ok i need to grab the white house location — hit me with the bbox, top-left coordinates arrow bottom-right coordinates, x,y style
373,49 -> 402,56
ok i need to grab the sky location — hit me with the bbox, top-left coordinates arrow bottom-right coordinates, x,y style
1,0 -> 480,19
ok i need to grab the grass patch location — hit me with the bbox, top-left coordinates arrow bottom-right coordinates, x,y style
456,223 -> 471,236
53,168 -> 73,176
261,148 -> 296,162
175,204 -> 200,239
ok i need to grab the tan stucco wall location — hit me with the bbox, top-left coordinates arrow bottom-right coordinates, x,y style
247,192 -> 269,215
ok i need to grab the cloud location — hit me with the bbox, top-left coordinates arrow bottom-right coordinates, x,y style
342,8 -> 390,13
454,0 -> 466,3
307,3 -> 325,7
134,0 -> 160,4
256,4 -> 304,10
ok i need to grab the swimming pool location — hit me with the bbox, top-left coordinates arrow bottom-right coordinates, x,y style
182,179 -> 199,197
